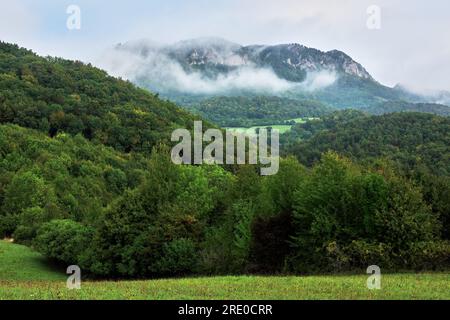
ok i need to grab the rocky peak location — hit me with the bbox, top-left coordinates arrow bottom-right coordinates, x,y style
115,38 -> 374,81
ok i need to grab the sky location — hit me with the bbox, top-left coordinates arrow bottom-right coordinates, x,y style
1,0 -> 449,92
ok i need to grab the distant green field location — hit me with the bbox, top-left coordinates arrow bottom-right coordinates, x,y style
225,118 -> 309,134
1,241 -> 449,300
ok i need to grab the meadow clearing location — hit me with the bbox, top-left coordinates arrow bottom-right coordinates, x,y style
225,117 -> 310,134
0,241 -> 449,300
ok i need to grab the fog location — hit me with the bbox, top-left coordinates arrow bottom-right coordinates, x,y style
97,40 -> 337,95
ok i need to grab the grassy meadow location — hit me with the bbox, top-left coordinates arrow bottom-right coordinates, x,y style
0,240 -> 449,300
225,117 -> 309,134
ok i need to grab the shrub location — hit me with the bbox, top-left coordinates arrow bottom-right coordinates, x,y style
13,207 -> 46,245
330,240 -> 450,271
407,241 -> 450,270
329,240 -> 395,271
0,214 -> 18,238
249,212 -> 294,273
151,239 -> 198,276
34,219 -> 93,265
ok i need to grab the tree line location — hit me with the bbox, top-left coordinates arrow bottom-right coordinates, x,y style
0,42 -> 449,277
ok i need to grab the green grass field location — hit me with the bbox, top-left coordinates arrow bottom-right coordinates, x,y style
1,240 -> 449,300
225,117 -> 309,135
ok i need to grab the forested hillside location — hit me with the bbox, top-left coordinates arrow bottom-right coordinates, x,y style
363,101 -> 450,117
283,111 -> 450,241
0,124 -> 150,241
0,42 -> 449,278
183,96 -> 332,127
284,112 -> 450,175
0,42 -> 200,153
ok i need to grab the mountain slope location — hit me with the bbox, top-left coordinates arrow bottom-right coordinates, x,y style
363,101 -> 450,117
284,112 -> 450,176
183,96 -> 332,127
0,123 -> 150,237
110,38 -> 415,110
119,38 -> 372,82
0,41 -> 201,154
393,85 -> 450,107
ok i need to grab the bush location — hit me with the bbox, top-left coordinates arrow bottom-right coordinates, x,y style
407,241 -> 450,270
199,227 -> 234,275
151,239 -> 198,276
0,214 -> 19,238
12,226 -> 35,245
13,207 -> 46,245
34,219 -> 93,265
326,240 -> 395,271
249,212 -> 294,273
327,240 -> 450,271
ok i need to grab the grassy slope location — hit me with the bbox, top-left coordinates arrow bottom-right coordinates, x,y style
0,241 -> 449,300
225,118 -> 308,134
2,274 -> 450,300
0,240 -> 65,282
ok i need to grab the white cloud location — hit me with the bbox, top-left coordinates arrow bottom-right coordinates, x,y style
301,70 -> 337,91
1,0 -> 450,92
97,44 -> 307,94
0,2 -> 39,44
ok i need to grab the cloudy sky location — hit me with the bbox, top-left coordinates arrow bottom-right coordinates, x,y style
1,0 -> 449,92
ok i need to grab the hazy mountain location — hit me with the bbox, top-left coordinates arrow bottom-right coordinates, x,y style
104,38 -> 419,109
95,37 -> 450,126
393,84 -> 450,107
362,100 -> 450,117
156,38 -> 372,82
108,38 -> 336,97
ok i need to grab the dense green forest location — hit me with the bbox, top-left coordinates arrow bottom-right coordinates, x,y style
0,42 -> 201,154
283,111 -> 450,241
0,124 -> 150,240
0,42 -> 449,278
283,111 -> 450,176
182,96 -> 332,127
363,101 -> 450,117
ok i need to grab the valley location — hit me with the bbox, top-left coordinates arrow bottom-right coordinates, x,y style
0,40 -> 449,300
225,117 -> 309,135
109,38 -> 450,113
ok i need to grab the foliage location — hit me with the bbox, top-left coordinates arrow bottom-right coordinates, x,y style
184,96 -> 331,127
284,111 -> 450,176
0,41 -> 200,154
78,147 -> 235,277
0,124 -> 149,239
363,100 -> 450,117
289,153 -> 442,272
34,220 -> 93,265
1,42 -> 449,278
151,239 -> 198,276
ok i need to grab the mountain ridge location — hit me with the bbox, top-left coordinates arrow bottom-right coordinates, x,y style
116,37 -> 373,81
0,41 -> 205,154
107,37 -> 429,110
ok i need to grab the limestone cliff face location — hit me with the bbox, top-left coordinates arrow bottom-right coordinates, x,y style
117,38 -> 372,82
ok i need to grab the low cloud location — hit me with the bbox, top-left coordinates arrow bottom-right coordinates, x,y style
97,41 -> 337,95
300,70 -> 337,91
398,83 -> 450,106
0,2 -> 39,45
